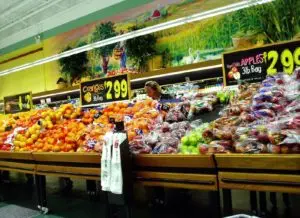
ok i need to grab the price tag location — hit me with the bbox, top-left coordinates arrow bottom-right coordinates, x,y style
222,39 -> 300,86
4,92 -> 33,114
80,74 -> 130,106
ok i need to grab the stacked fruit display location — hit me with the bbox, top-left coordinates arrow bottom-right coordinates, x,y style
197,70 -> 300,154
0,70 -> 298,155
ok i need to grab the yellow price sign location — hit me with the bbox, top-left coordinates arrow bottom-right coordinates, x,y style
266,47 -> 300,75
104,78 -> 128,101
80,74 -> 130,106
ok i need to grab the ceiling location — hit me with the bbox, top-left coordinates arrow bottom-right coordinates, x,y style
0,0 -> 124,51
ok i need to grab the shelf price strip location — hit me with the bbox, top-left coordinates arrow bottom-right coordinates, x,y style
222,39 -> 300,86
80,74 -> 131,106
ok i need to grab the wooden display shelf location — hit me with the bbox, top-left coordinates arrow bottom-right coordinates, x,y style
134,154 -> 218,190
0,151 -> 34,160
215,154 -> 300,170
0,151 -> 35,173
32,152 -> 100,180
134,154 -> 215,169
218,172 -> 300,193
215,154 -> 300,194
32,152 -> 100,164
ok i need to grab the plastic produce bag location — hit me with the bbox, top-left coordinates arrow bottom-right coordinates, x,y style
234,138 -> 267,153
101,132 -> 113,191
110,132 -> 126,195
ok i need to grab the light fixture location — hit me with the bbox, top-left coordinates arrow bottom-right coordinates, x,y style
0,0 -> 273,76
32,89 -> 79,100
131,64 -> 222,82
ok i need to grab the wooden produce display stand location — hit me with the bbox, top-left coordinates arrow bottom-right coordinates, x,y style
32,152 -> 101,213
0,151 -> 35,174
134,154 -> 220,217
215,154 -> 300,215
134,154 -> 217,190
33,152 -> 100,180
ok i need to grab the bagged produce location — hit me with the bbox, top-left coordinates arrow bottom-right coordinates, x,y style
234,138 -> 267,153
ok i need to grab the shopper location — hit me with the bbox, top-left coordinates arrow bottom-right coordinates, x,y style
144,81 -> 173,101
144,81 -> 173,208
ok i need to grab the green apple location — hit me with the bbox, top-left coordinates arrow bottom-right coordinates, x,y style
191,147 -> 200,155
180,145 -> 188,152
188,146 -> 194,153
181,136 -> 190,146
189,136 -> 198,147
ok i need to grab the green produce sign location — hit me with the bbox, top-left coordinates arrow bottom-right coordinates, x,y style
4,92 -> 33,114
222,39 -> 300,86
80,74 -> 131,106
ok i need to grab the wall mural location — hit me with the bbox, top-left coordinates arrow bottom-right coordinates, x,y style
50,0 -> 299,86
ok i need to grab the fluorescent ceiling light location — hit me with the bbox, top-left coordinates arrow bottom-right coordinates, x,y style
32,89 -> 79,100
131,64 -> 222,82
0,0 -> 273,76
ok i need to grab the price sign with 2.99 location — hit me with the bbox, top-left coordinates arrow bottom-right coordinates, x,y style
265,46 -> 300,75
223,39 -> 300,86
80,74 -> 130,106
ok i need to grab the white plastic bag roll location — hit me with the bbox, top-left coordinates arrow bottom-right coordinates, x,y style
110,132 -> 126,195
101,132 -> 113,191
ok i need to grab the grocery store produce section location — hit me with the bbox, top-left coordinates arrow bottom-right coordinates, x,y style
0,70 -> 298,155
0,68 -> 299,216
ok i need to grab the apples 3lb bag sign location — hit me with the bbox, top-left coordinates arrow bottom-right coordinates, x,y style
80,74 -> 130,106
223,39 -> 300,86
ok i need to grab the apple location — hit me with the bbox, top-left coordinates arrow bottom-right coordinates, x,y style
181,136 -> 190,146
281,145 -> 290,154
189,136 -> 198,147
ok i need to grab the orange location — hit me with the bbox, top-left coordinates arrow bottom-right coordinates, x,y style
150,111 -> 159,119
142,128 -> 149,134
151,101 -> 158,108
113,106 -> 120,113
128,131 -> 136,141
144,99 -> 152,107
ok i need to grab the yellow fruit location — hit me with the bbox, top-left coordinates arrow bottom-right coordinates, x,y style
26,138 -> 33,145
25,131 -> 30,138
20,136 -> 27,142
14,141 -> 20,146
52,146 -> 60,152
31,134 -> 38,141
20,142 -> 26,148
16,134 -> 22,140
29,128 -> 35,135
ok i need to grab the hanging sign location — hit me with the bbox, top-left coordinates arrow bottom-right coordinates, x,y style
222,39 -> 300,86
4,92 -> 33,114
80,74 -> 130,106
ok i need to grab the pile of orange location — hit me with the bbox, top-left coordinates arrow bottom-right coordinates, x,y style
97,102 -> 129,124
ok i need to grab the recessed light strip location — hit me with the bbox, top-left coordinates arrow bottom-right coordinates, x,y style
131,64 -> 222,82
0,0 -> 273,76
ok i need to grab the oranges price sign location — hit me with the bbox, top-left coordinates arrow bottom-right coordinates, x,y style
80,74 -> 130,106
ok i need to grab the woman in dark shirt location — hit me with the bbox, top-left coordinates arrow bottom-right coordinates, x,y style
144,81 -> 173,101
